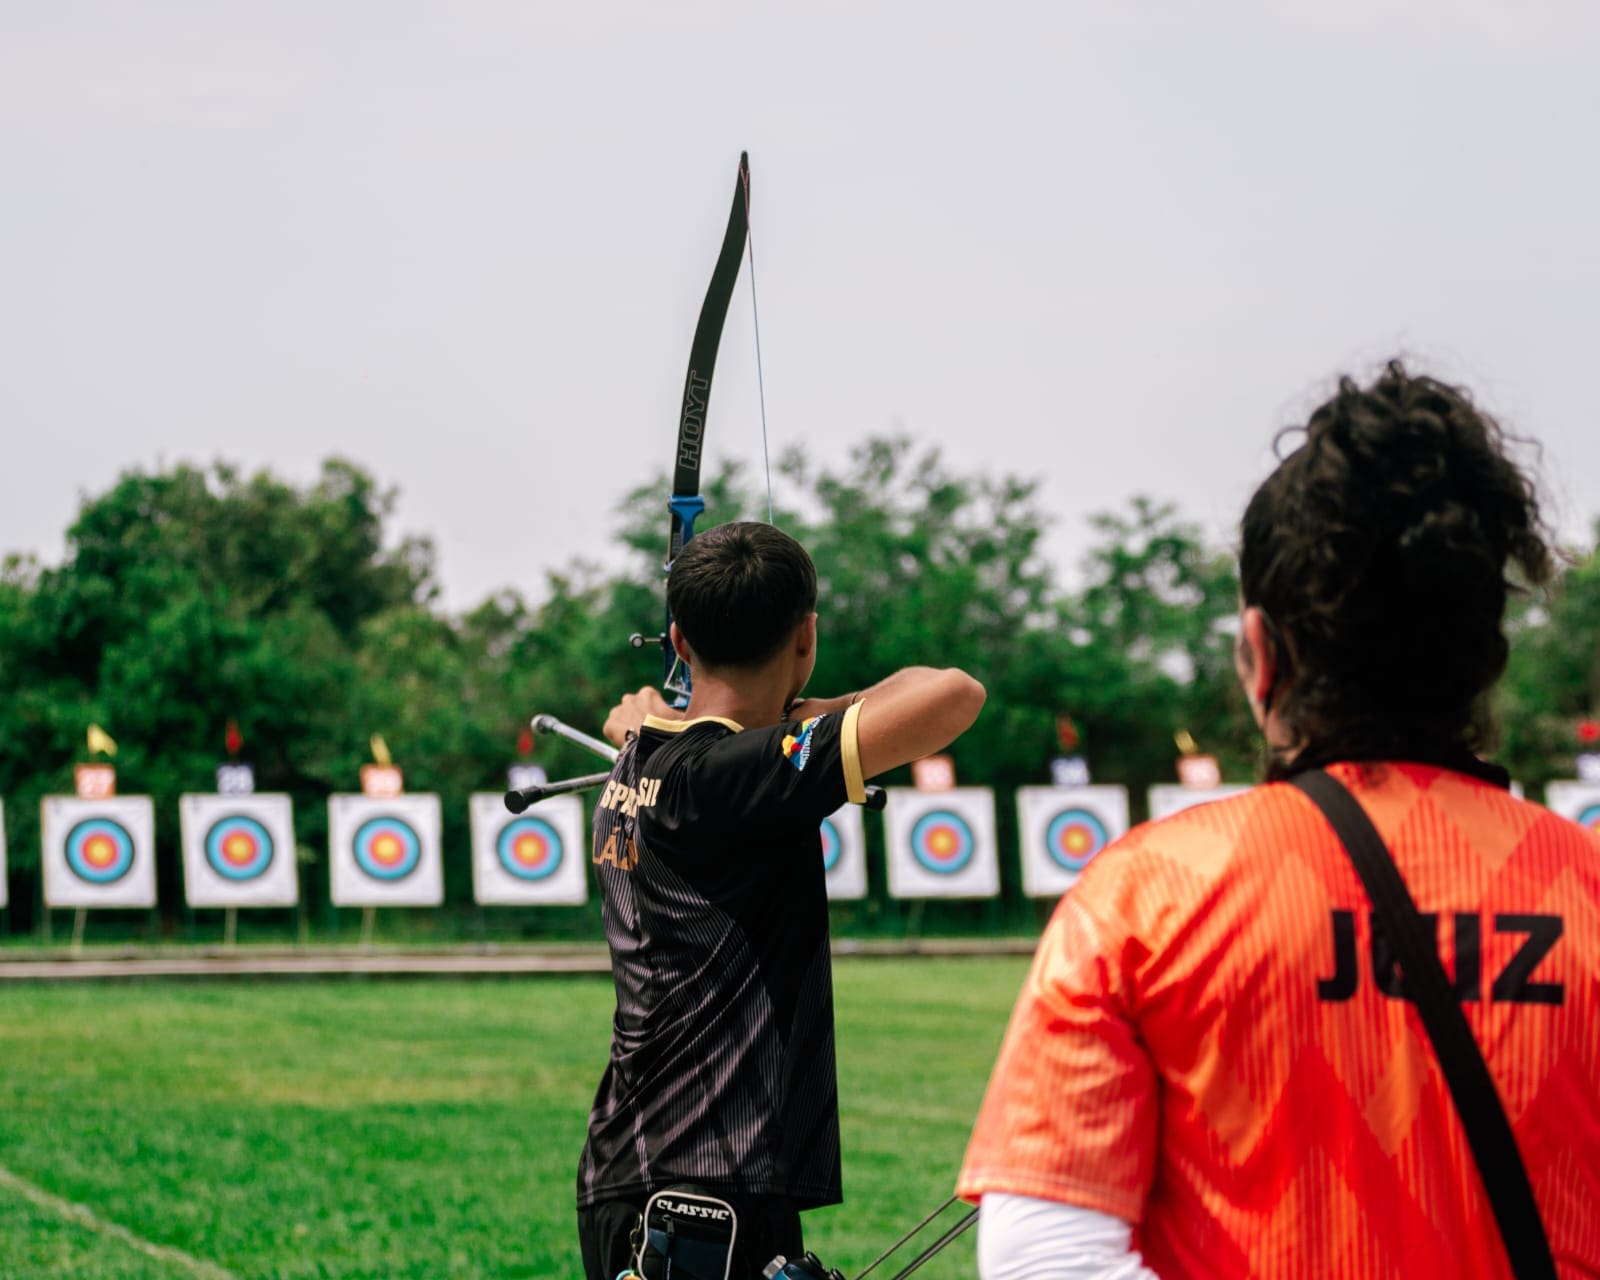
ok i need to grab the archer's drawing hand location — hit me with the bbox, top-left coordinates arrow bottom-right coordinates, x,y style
603,687 -> 680,747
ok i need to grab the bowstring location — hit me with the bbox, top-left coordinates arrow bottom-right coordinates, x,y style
740,162 -> 775,525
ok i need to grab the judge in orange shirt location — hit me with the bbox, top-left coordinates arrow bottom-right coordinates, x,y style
959,362 -> 1600,1279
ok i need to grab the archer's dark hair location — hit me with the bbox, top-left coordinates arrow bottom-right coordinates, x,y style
666,522 -> 818,669
1239,361 -> 1554,759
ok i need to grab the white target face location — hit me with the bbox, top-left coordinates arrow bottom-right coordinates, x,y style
1147,783 -> 1253,822
468,793 -> 587,906
1545,782 -> 1600,835
327,793 -> 443,906
42,795 -> 157,908
820,804 -> 867,900
180,793 -> 299,908
883,788 -> 999,899
1016,786 -> 1130,897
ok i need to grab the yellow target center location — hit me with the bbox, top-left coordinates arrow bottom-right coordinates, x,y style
223,833 -> 255,863
372,833 -> 403,863
1064,828 -> 1091,854
512,834 -> 546,863
83,835 -> 117,867
928,828 -> 958,856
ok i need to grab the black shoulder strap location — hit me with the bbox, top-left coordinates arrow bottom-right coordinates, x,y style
1290,769 -> 1556,1279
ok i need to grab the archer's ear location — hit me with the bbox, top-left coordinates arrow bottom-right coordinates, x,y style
794,613 -> 818,658
669,622 -> 694,665
1236,607 -> 1277,709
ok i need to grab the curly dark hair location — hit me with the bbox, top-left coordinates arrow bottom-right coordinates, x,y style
1239,361 -> 1554,762
666,521 -> 818,669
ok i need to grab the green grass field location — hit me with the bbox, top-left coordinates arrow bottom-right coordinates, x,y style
0,957 -> 1029,1279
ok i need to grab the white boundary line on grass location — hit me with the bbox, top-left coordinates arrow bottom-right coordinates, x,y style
0,1163 -> 241,1280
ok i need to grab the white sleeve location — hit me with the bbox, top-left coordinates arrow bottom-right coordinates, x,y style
976,1193 -> 1161,1280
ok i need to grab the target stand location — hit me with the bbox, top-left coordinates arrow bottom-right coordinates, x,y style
820,803 -> 868,901
1015,785 -> 1130,897
41,795 -> 157,950
1544,781 -> 1600,833
179,793 -> 298,945
1147,783 -> 1253,822
468,793 -> 588,906
882,788 -> 1000,901
328,794 -> 443,944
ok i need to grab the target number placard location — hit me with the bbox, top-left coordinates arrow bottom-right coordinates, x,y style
179,793 -> 298,907
41,795 -> 157,908
883,788 -> 999,899
1545,782 -> 1600,834
1147,783 -> 1253,822
1016,785 -> 1130,897
327,793 -> 443,907
820,803 -> 867,901
469,793 -> 587,905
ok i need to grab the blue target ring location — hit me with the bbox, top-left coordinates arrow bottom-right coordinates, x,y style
65,817 -> 136,885
352,816 -> 422,882
820,817 -> 843,872
204,815 -> 274,882
1044,808 -> 1109,873
1577,802 -> 1600,832
496,817 -> 563,881
910,810 -> 975,875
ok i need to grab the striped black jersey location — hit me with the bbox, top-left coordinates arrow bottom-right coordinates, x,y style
576,704 -> 867,1210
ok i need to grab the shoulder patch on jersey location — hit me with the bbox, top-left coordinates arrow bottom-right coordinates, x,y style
782,715 -> 827,772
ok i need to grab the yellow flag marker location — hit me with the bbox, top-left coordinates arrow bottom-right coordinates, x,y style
1174,729 -> 1199,757
87,724 -> 118,758
370,734 -> 393,767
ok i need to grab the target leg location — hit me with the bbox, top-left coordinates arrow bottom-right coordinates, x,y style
224,907 -> 238,948
361,906 -> 376,949
71,908 -> 86,953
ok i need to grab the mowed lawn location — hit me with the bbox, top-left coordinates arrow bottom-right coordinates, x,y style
0,957 -> 1030,1280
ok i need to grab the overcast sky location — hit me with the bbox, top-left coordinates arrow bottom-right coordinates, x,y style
3,0 -> 1597,612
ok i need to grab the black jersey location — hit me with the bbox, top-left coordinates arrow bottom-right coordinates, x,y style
576,704 -> 867,1210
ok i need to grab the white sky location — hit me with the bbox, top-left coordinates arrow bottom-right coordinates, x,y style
2,0 -> 1597,612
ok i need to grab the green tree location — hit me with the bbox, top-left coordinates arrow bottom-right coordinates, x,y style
0,460 -> 435,931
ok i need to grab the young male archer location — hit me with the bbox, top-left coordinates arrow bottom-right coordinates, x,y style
576,520 -> 986,1280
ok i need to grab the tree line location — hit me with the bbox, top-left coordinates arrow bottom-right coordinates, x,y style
1,444 -> 1595,936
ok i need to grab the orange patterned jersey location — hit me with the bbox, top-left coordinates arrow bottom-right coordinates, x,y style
958,761 -> 1600,1278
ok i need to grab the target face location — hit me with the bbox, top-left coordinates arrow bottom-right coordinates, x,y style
496,816 -> 563,881
65,818 -> 136,885
820,817 -> 843,872
1044,808 -> 1110,872
910,811 -> 975,875
352,816 -> 422,882
1577,803 -> 1600,832
468,793 -> 583,905
203,815 -> 274,882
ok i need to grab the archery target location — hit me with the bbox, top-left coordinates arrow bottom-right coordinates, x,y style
180,793 -> 298,907
1016,786 -> 1130,897
1544,782 -> 1600,833
328,793 -> 442,906
820,803 -> 867,901
469,793 -> 587,905
353,817 -> 421,880
0,800 -> 7,909
884,788 -> 999,899
67,819 -> 136,883
1147,783 -> 1253,822
41,795 -> 156,908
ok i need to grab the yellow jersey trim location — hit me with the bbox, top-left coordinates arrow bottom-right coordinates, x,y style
643,713 -> 745,734
841,699 -> 867,805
